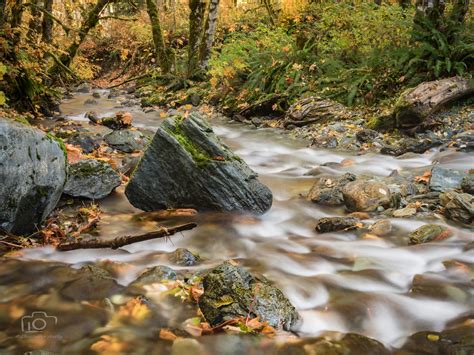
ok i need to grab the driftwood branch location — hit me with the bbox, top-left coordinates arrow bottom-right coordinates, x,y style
57,222 -> 197,251
99,15 -> 138,21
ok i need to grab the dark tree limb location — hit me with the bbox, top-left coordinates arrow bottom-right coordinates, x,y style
41,0 -> 53,42
146,0 -> 172,73
56,223 -> 197,251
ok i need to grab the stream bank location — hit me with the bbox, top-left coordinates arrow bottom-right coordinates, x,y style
0,86 -> 473,354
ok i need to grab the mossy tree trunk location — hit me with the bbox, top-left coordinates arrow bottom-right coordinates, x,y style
187,0 -> 206,76
58,0 -> 113,68
11,0 -> 25,45
27,0 -> 41,40
449,0 -> 470,24
146,0 -> 172,73
41,0 -> 54,43
0,0 -> 7,30
199,0 -> 220,71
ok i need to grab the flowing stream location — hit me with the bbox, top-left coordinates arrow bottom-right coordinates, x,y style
9,91 -> 474,350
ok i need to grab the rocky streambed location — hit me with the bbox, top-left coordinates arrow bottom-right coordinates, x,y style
0,87 -> 473,354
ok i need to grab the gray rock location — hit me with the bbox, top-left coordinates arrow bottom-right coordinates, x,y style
440,190 -> 474,225
429,166 -> 467,192
342,181 -> 391,212
76,82 -> 90,93
315,217 -> 361,233
381,137 -> 441,156
356,128 -> 378,143
67,132 -> 103,153
125,113 -> 272,214
461,175 -> 474,194
104,129 -> 148,153
84,98 -> 98,106
0,119 -> 66,235
168,248 -> 199,266
446,130 -> 474,152
64,159 -> 121,199
198,262 -> 300,330
92,92 -> 101,99
307,173 -> 356,206
130,265 -> 177,287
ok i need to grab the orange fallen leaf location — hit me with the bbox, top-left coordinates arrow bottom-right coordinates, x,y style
415,170 -> 431,183
159,328 -> 178,341
65,143 -> 83,164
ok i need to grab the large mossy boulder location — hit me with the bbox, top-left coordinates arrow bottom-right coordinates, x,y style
125,113 -> 272,214
0,119 -> 66,235
198,262 -> 300,330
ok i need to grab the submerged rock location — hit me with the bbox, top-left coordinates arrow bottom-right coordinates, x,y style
168,248 -> 199,266
64,159 -> 121,199
104,129 -> 148,153
307,173 -> 356,206
408,224 -> 451,245
440,190 -> 474,225
429,166 -> 467,192
125,113 -> 272,214
0,119 -> 66,235
342,181 -> 391,212
60,264 -> 123,301
315,217 -> 361,233
369,219 -> 392,236
199,262 -> 300,330
130,265 -> 177,288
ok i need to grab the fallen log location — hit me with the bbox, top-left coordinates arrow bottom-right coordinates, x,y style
282,97 -> 352,129
394,76 -> 474,128
57,222 -> 197,251
134,209 -> 198,221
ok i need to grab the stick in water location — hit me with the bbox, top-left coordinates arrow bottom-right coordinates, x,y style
56,223 -> 197,251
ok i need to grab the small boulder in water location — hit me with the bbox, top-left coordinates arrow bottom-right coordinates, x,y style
168,248 -> 199,266
342,181 -> 391,212
125,113 -> 273,214
307,173 -> 356,206
440,190 -> 474,225
104,129 -> 148,153
429,166 -> 467,192
315,217 -> 361,233
198,261 -> 300,330
75,82 -> 91,93
64,159 -> 121,199
129,265 -> 177,288
408,224 -> 451,245
461,175 -> 474,194
0,119 -> 66,235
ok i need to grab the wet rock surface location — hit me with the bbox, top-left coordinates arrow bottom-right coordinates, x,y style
307,173 -> 356,206
104,129 -> 149,153
429,166 -> 467,192
129,265 -> 178,288
67,132 -> 103,153
125,113 -> 273,214
168,248 -> 200,266
315,217 -> 361,233
342,181 -> 391,212
0,119 -> 66,235
408,224 -> 451,245
198,262 -> 300,330
440,190 -> 474,225
64,159 -> 121,199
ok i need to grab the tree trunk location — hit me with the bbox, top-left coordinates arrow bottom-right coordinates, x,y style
199,0 -> 220,71
414,0 -> 445,27
449,0 -> 470,24
374,0 -> 382,5
398,0 -> 410,8
58,0 -> 113,68
393,76 -> 474,128
27,0 -> 42,40
11,0 -> 25,45
146,0 -> 172,73
41,0 -> 54,43
187,0 -> 206,76
0,0 -> 6,30
262,0 -> 277,25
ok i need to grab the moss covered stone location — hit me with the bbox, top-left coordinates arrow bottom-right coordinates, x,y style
198,261 -> 300,330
